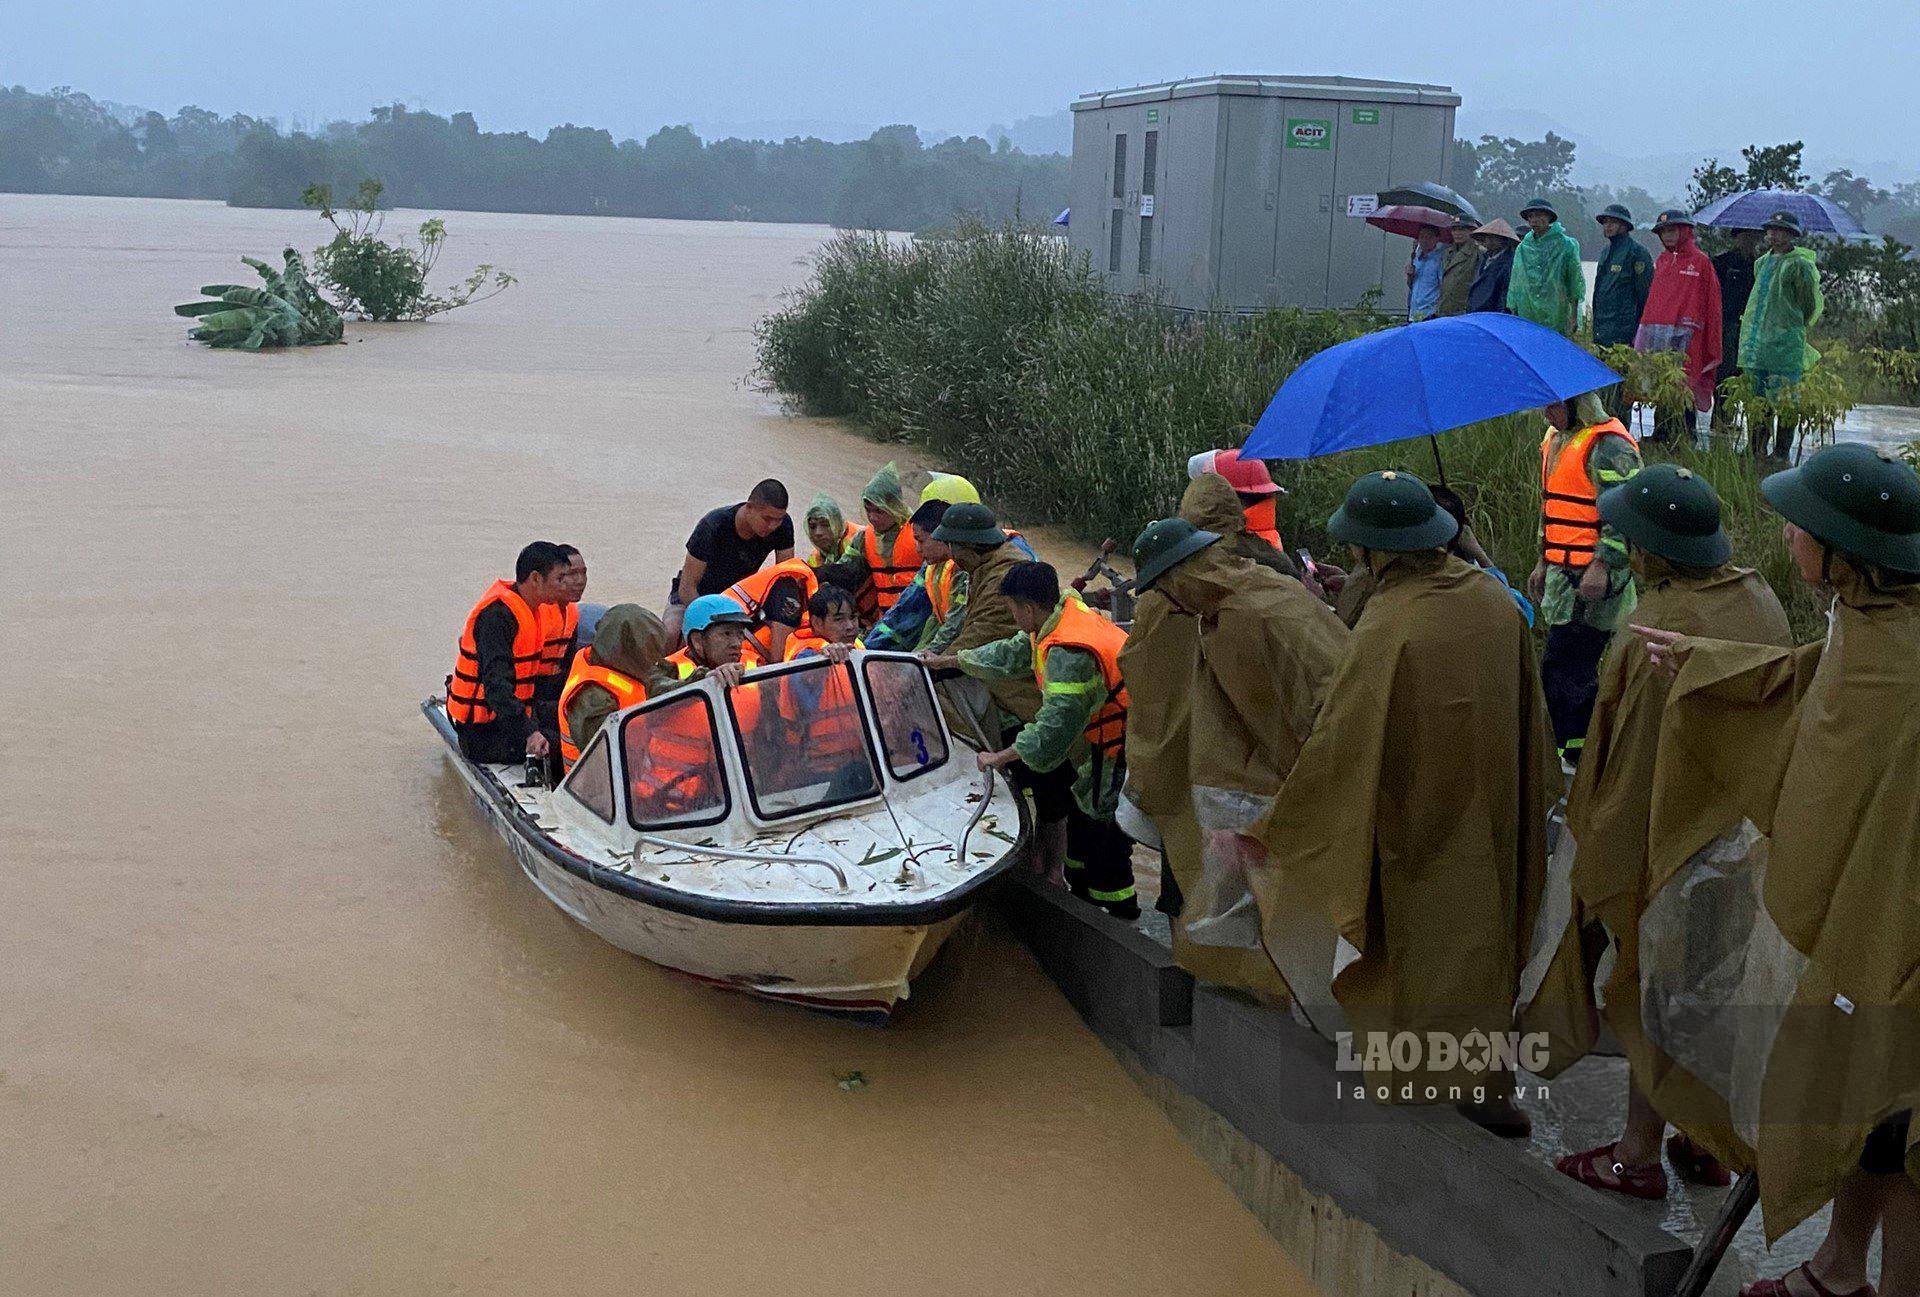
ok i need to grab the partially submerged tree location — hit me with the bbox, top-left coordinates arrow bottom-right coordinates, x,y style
303,179 -> 515,321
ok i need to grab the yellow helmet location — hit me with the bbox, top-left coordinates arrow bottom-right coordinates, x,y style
920,471 -> 980,506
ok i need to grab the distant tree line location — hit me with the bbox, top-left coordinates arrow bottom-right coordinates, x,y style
0,86 -> 1068,233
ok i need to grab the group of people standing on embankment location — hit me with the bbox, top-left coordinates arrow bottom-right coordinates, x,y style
444,418 -> 1919,1296
1411,197 -> 1823,458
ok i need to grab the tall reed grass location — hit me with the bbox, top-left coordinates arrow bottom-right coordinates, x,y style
756,222 -> 1826,639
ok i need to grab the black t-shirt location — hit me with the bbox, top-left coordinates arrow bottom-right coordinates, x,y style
686,503 -> 794,594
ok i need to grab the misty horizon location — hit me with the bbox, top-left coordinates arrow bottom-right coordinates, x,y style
8,0 -> 1914,193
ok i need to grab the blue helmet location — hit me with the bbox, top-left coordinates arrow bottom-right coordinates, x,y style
683,593 -> 753,638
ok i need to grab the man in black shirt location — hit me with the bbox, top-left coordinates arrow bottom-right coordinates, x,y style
669,479 -> 794,634
532,543 -> 588,729
448,541 -> 572,766
1711,227 -> 1762,422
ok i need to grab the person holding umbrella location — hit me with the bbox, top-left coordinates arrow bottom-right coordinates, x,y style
1508,198 -> 1586,336
1740,210 -> 1826,461
1636,209 -> 1724,443
1438,215 -> 1485,317
1592,204 -> 1654,350
1468,219 -> 1520,314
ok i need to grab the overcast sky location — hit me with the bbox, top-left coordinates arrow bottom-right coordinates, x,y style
10,0 -> 1912,184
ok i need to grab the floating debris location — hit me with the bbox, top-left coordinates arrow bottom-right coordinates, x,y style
836,1070 -> 869,1092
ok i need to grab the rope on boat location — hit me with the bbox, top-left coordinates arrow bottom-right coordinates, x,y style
939,680 -> 1001,872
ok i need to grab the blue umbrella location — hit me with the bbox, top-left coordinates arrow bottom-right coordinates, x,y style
1052,208 -> 1070,227
1692,188 -> 1870,240
1241,313 -> 1621,480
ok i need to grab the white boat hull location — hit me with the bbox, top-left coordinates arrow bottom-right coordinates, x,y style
434,704 -> 1011,1021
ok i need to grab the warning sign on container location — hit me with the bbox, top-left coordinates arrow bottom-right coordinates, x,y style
1346,194 -> 1379,218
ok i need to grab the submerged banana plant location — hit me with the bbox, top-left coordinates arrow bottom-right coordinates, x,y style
175,248 -> 344,350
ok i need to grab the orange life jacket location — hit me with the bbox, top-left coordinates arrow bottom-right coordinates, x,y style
627,683 -> 724,820
780,630 -> 863,661
557,646 -> 648,769
626,655 -> 766,818
447,580 -> 543,726
775,657 -> 865,766
664,643 -> 762,676
535,600 -> 580,684
726,558 -> 820,660
1032,597 -> 1131,760
860,522 -> 921,616
1541,418 -> 1636,567
925,559 -> 959,622
1241,497 -> 1283,550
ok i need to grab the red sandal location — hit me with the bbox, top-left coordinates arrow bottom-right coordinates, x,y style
1739,1262 -> 1877,1297
1666,1132 -> 1734,1187
1554,1143 -> 1668,1200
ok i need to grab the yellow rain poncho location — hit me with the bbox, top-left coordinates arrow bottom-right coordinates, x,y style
1151,539 -> 1347,1008
1181,473 -> 1299,581
1254,551 -> 1565,1096
1564,554 -> 1791,1164
920,471 -> 979,506
1643,559 -> 1920,1239
1118,482 -> 1338,998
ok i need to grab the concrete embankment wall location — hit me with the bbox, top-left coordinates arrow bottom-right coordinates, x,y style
993,877 -> 1694,1297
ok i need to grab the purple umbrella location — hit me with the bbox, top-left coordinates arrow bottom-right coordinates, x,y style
1692,189 -> 1870,240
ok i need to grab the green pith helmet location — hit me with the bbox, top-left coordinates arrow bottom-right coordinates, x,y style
1653,208 -> 1695,231
1132,518 -> 1222,591
931,502 -> 1008,547
1762,442 -> 1920,573
1598,464 -> 1731,567
1763,210 -> 1805,237
1520,196 -> 1557,220
1327,470 -> 1459,552
1597,203 -> 1634,228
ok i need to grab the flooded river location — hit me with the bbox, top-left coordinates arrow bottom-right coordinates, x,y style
0,195 -> 1304,1294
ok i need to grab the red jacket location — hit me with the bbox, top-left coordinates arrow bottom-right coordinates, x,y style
1637,226 -> 1723,408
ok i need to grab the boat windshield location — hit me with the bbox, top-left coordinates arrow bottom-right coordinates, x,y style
729,659 -> 881,821
619,691 -> 731,829
862,657 -> 950,782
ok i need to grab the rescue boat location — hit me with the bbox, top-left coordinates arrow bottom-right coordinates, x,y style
424,650 -> 1026,1021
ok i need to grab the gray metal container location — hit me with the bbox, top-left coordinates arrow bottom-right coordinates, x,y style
1068,76 -> 1460,314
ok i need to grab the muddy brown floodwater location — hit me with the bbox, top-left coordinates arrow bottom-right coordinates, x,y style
0,195 -> 1308,1295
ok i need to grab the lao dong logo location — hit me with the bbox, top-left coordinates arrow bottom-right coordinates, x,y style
1336,1029 -> 1550,1075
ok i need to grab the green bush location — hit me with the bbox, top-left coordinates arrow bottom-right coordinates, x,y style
302,179 -> 515,321
757,222 -> 1828,639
